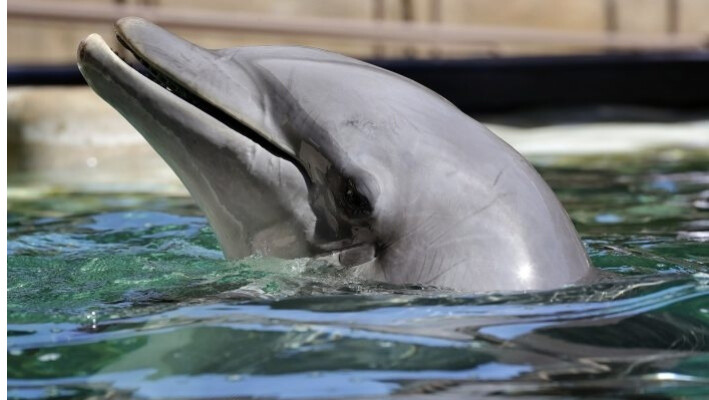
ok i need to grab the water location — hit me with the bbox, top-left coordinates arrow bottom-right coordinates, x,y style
7,149 -> 709,399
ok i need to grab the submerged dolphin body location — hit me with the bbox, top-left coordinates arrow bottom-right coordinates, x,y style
78,18 -> 592,292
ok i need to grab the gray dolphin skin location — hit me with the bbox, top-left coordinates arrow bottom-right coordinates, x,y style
77,17 -> 592,292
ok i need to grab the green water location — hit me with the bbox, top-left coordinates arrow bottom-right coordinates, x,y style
7,150 -> 709,399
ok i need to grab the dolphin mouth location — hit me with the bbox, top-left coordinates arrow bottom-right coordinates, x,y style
109,31 -> 303,172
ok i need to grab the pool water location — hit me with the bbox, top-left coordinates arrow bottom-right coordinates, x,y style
7,149 -> 709,399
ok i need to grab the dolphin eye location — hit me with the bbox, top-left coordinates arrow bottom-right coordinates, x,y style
325,169 -> 373,220
341,178 -> 372,217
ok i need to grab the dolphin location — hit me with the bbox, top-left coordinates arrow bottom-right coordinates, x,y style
77,17 -> 592,292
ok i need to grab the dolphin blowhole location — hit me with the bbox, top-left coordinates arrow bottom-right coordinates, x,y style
78,17 -> 594,292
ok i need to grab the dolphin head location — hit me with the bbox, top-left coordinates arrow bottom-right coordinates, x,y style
78,18 -> 592,292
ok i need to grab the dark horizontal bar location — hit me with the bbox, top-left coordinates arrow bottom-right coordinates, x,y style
9,51 -> 709,113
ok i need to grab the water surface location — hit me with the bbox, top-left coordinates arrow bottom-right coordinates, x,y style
8,149 -> 709,399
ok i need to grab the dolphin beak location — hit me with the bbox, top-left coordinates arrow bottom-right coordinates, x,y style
77,31 -> 316,259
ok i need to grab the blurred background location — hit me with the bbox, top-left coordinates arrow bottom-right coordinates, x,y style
7,0 -> 709,190
7,0 -> 709,62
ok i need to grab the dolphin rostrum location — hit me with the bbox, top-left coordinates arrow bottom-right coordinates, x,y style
77,18 -> 592,292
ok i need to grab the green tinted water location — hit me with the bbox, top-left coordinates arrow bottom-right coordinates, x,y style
8,150 -> 709,399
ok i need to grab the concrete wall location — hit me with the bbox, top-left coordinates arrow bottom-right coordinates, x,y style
8,0 -> 709,64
